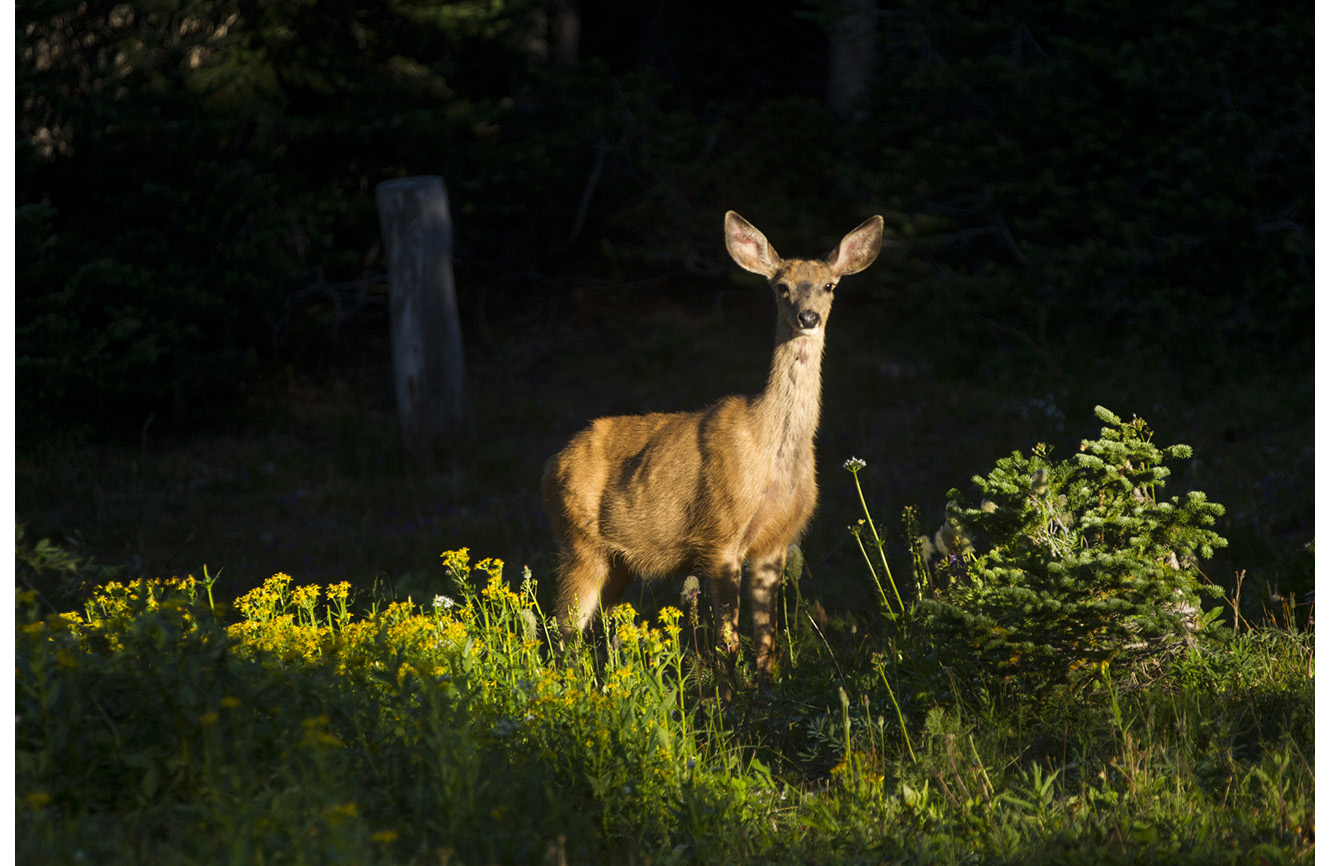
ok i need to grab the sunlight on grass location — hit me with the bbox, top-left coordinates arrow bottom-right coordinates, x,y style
15,528 -> 1314,863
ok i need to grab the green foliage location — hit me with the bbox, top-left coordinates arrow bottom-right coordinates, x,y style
14,552 -> 777,863
860,0 -> 1311,379
15,531 -> 1312,863
15,525 -> 122,614
15,0 -> 505,431
16,0 -> 1310,433
922,406 -> 1227,690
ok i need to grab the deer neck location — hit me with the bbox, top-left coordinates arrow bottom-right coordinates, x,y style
754,326 -> 825,467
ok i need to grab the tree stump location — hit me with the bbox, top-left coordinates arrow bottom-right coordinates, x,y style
375,176 -> 468,475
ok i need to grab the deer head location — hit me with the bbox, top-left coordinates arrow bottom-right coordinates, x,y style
724,211 -> 884,336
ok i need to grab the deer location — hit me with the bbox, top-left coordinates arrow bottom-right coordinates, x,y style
541,210 -> 884,687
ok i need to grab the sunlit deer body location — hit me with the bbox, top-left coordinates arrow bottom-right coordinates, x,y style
541,211 -> 883,683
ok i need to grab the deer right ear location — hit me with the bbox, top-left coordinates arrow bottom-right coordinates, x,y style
725,211 -> 782,277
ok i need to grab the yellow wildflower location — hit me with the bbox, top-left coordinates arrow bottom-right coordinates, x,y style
481,574 -> 519,608
324,801 -> 359,820
326,582 -> 351,606
23,791 -> 52,810
440,548 -> 471,579
291,583 -> 320,613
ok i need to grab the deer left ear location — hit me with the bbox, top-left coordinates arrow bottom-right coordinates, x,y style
827,215 -> 884,277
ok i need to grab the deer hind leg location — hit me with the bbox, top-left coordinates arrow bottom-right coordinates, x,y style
554,536 -> 611,640
554,538 -> 634,643
748,545 -> 788,685
598,555 -> 635,623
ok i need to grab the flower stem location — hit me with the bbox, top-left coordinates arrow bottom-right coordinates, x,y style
850,468 -> 906,614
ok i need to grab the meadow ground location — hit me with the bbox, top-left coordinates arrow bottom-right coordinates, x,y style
15,277 -> 1314,864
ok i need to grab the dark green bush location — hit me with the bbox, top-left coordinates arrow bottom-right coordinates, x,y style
922,406 -> 1227,691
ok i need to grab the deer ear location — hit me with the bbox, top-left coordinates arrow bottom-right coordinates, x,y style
725,211 -> 782,277
826,215 -> 884,277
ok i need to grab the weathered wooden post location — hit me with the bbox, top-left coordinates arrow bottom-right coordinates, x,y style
375,176 -> 468,475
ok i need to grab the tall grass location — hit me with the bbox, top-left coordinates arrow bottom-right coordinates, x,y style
15,533 -> 1314,864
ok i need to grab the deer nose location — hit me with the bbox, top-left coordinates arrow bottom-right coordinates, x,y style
797,310 -> 821,330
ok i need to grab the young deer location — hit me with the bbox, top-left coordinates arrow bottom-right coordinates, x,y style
541,211 -> 883,683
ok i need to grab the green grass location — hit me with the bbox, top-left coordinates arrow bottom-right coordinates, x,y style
16,539 -> 1313,865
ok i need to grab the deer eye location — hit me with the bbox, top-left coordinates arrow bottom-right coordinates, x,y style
824,282 -> 836,293
774,282 -> 790,297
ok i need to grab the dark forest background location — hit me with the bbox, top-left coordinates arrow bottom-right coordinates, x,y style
15,0 -> 1313,613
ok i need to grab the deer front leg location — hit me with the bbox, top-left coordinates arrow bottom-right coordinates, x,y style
706,557 -> 744,700
706,558 -> 743,656
749,545 -> 787,685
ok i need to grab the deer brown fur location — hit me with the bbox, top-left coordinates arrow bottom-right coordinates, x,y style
541,211 -> 883,683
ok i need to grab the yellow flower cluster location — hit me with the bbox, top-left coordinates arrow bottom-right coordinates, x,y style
234,572 -> 292,621
481,571 -> 520,609
439,548 -> 472,581
476,557 -> 506,583
226,573 -> 469,677
830,750 -> 886,795
228,574 -> 325,663
17,576 -> 209,656
27,551 -> 690,760
19,549 -> 714,851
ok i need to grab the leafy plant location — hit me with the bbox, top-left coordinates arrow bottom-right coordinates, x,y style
15,525 -> 121,614
921,406 -> 1227,691
15,533 -> 1313,863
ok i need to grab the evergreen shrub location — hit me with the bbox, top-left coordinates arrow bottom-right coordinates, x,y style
922,406 -> 1227,691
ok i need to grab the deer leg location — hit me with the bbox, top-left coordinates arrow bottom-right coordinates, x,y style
705,556 -> 744,700
597,556 -> 635,624
555,536 -> 615,642
749,545 -> 787,685
705,558 -> 744,657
